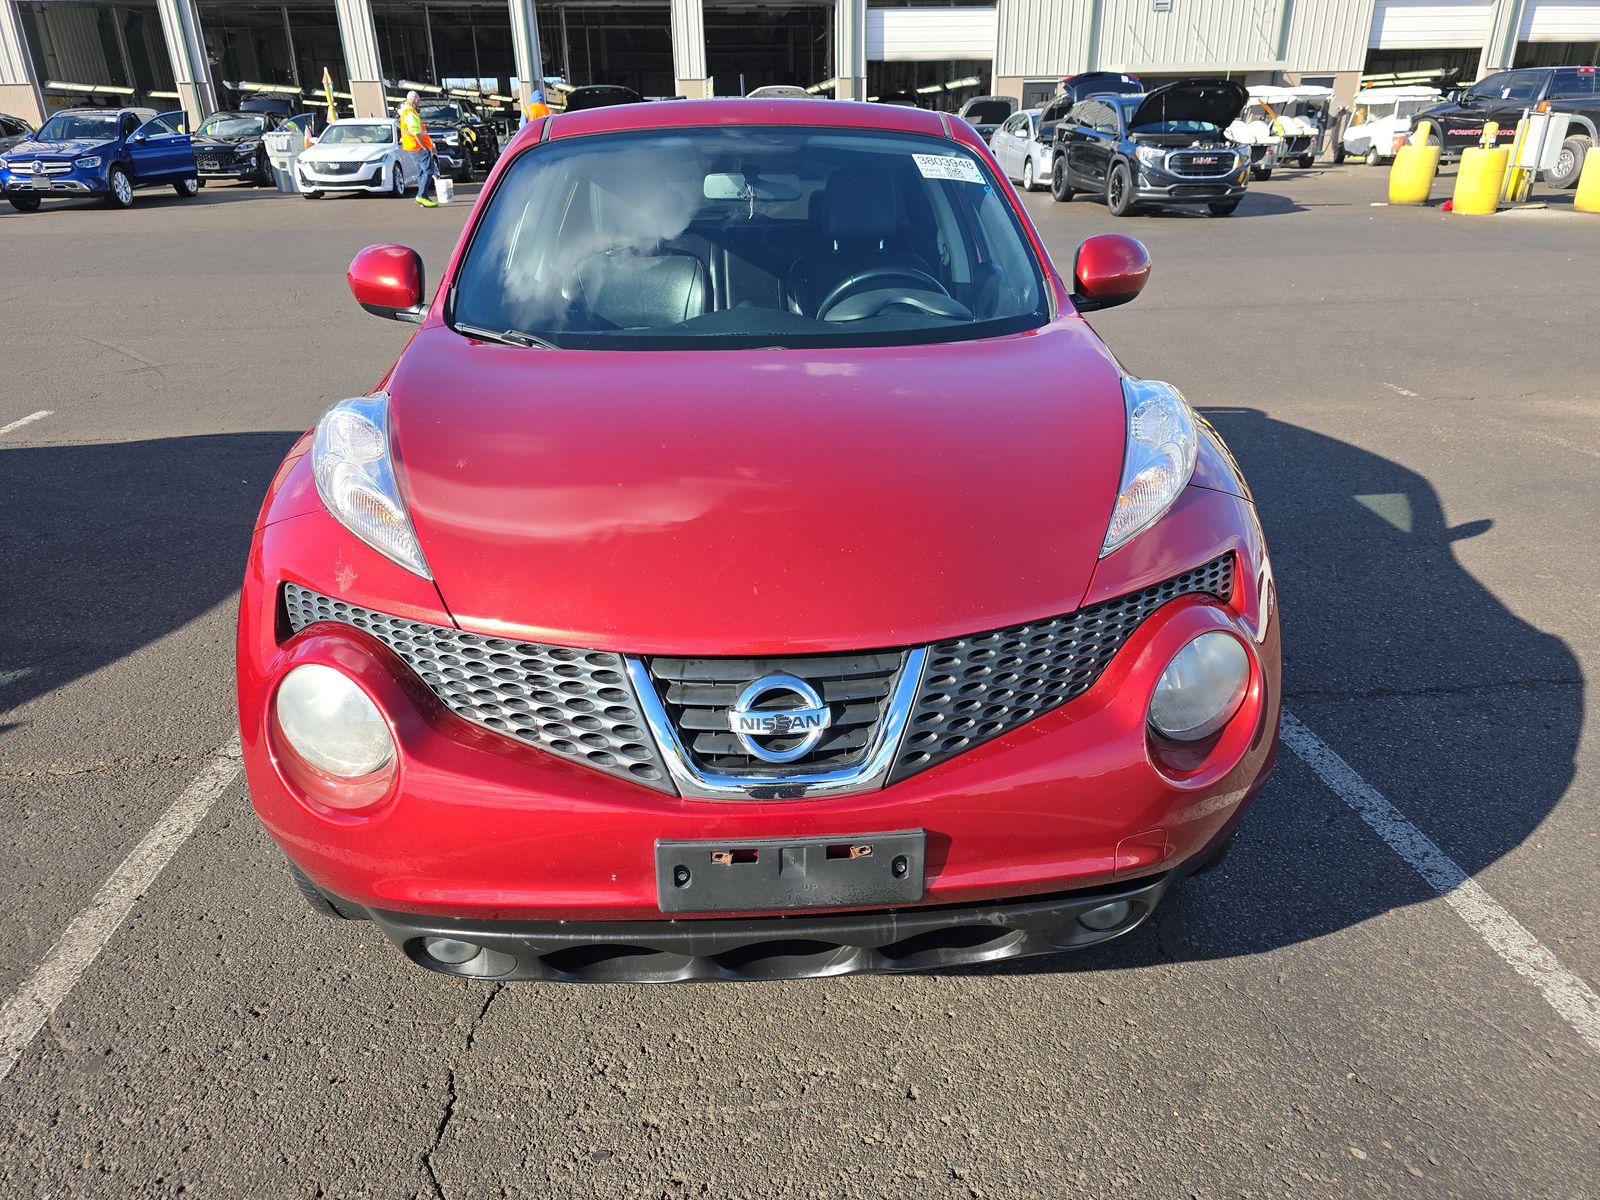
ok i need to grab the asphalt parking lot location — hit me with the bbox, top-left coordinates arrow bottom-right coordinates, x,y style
2,164 -> 1597,1198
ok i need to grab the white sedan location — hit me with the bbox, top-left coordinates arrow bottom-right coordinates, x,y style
297,118 -> 423,199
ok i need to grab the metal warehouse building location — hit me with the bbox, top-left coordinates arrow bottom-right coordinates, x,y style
2,0 -> 1597,128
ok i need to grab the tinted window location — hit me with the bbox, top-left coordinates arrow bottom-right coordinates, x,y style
139,113 -> 183,137
453,126 -> 1048,350
1466,72 -> 1510,100
1500,72 -> 1547,102
1551,68 -> 1600,98
963,100 -> 1013,125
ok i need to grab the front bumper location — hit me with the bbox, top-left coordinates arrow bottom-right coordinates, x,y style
296,160 -> 388,193
1,168 -> 102,195
239,475 -> 1280,953
360,870 -> 1184,981
1134,160 -> 1249,203
196,154 -> 262,179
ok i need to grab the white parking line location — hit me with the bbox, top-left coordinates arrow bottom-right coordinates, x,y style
1281,710 -> 1600,1054
0,410 -> 52,438
0,738 -> 242,1083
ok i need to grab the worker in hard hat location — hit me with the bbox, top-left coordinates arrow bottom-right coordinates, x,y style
399,91 -> 438,208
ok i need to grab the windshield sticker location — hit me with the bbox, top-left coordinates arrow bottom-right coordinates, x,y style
912,153 -> 984,184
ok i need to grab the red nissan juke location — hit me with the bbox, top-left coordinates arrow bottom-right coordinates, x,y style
237,99 -> 1279,982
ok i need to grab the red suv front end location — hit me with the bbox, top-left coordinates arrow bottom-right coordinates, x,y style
237,100 -> 1279,982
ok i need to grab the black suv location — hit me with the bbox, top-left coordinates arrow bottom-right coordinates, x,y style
191,109 -> 284,185
1420,65 -> 1599,186
1050,79 -> 1251,217
418,100 -> 501,182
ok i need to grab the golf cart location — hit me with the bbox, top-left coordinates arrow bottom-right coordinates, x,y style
1227,85 -> 1334,176
1336,86 -> 1443,165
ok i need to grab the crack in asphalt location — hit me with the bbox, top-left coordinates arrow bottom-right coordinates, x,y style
1282,676 -> 1581,703
0,751 -> 219,782
421,983 -> 504,1200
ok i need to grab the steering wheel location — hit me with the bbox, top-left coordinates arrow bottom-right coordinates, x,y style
814,266 -> 951,322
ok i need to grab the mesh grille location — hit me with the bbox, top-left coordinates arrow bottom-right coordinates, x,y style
646,653 -> 905,773
282,585 -> 671,791
1167,151 -> 1235,178
889,555 -> 1235,784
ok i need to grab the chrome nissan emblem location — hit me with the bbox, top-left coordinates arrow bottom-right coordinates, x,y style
728,674 -> 831,763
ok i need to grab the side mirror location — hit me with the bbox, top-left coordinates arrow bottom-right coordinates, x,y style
129,132 -> 147,143
1070,234 -> 1150,313
348,244 -> 427,323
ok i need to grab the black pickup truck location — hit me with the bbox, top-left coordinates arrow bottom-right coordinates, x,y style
1419,65 -> 1598,187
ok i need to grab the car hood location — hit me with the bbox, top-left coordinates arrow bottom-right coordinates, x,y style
3,137 -> 113,162
1129,80 -> 1248,133
194,134 -> 261,148
387,320 -> 1128,655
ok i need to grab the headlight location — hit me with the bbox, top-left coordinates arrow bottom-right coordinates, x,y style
1149,632 -> 1250,741
1134,145 -> 1163,167
1101,379 -> 1198,556
275,663 -> 395,777
74,156 -> 102,169
312,393 -> 432,578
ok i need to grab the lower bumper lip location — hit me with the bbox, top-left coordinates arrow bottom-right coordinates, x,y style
363,872 -> 1175,982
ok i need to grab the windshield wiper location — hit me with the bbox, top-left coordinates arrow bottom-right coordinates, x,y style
453,322 -> 558,350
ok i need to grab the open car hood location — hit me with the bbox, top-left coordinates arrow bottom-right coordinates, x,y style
387,320 -> 1129,655
1129,79 -> 1248,133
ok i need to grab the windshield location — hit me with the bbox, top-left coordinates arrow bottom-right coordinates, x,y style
452,126 -> 1048,350
198,113 -> 266,139
1130,118 -> 1219,135
420,103 -> 462,123
36,111 -> 119,142
321,123 -> 392,144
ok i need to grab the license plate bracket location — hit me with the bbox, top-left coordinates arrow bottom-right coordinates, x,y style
655,829 -> 925,914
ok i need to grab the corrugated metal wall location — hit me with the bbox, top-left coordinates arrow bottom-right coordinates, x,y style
994,0 -> 1094,78
1285,0 -> 1377,72
868,6 -> 997,62
1095,0 -> 1286,69
1521,0 -> 1600,40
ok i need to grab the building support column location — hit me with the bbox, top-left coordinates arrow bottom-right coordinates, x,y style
154,0 -> 216,127
0,0 -> 43,126
334,0 -> 386,117
835,0 -> 865,100
670,0 -> 706,97
1479,0 -> 1528,76
508,0 -> 545,116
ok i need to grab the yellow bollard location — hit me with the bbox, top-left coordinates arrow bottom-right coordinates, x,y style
1576,145 -> 1600,213
1452,122 -> 1511,214
1388,119 -> 1440,204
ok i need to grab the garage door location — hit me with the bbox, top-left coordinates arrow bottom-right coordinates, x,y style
1519,1 -> 1600,41
865,7 -> 998,63
1369,0 -> 1493,49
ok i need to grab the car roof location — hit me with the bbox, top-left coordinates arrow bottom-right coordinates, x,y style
1355,86 -> 1442,101
542,97 -> 949,143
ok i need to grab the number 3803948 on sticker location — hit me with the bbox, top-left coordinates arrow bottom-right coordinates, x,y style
912,153 -> 985,184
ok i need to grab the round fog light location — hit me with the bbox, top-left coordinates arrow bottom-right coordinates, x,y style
1149,632 -> 1250,741
1079,900 -> 1133,932
275,663 -> 395,778
422,937 -> 482,965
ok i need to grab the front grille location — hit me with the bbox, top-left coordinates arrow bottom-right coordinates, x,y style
645,652 -> 905,773
1167,151 -> 1235,178
888,555 -> 1234,784
310,160 -> 361,175
282,585 -> 672,791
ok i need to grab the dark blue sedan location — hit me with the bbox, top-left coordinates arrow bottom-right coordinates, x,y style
0,106 -> 198,212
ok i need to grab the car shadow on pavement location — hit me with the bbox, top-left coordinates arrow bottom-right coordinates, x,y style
0,432 -> 303,728
980,406 -> 1583,974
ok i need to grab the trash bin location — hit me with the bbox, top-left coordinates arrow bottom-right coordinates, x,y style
264,130 -> 302,194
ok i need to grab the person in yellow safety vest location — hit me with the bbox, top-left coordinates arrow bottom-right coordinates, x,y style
523,85 -> 551,125
399,91 -> 439,208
